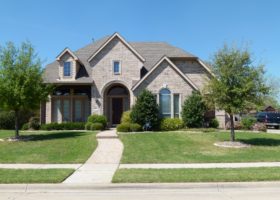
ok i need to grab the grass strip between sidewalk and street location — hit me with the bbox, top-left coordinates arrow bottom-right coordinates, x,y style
113,167 -> 280,183
0,169 -> 74,183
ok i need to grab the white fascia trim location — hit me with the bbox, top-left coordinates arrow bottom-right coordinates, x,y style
56,48 -> 79,61
132,56 -> 198,91
87,32 -> 145,62
197,59 -> 215,77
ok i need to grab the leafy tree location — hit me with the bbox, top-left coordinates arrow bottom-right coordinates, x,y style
204,44 -> 269,141
131,89 -> 160,130
0,41 -> 52,138
181,91 -> 206,128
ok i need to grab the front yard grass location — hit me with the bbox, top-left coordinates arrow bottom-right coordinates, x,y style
113,167 -> 280,183
119,131 -> 280,163
0,169 -> 74,183
0,130 -> 97,163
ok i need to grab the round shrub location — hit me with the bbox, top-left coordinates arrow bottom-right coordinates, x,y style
130,89 -> 160,130
160,118 -> 184,131
0,111 -> 15,129
87,114 -> 107,129
21,123 -> 29,130
182,91 -> 206,128
29,117 -> 40,130
129,123 -> 142,132
85,122 -> 92,130
241,116 -> 257,130
90,122 -> 103,131
209,118 -> 219,128
117,123 -> 130,132
252,122 -> 267,132
121,111 -> 131,124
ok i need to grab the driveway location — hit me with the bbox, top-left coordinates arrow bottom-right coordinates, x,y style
1,182 -> 280,200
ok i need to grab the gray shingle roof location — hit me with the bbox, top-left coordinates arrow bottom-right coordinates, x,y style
43,35 -> 197,83
130,42 -> 196,70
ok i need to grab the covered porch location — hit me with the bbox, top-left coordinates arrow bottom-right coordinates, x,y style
43,85 -> 91,123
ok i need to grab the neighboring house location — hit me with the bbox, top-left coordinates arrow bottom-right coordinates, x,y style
41,32 -> 226,127
262,105 -> 276,112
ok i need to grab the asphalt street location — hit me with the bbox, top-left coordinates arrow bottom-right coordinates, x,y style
0,182 -> 280,200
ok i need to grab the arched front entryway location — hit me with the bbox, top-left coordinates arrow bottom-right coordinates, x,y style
104,84 -> 130,126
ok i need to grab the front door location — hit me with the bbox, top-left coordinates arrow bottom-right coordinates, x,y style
112,98 -> 123,125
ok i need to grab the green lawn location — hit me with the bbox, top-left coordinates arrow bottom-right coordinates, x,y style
0,130 -> 97,163
119,131 -> 280,163
0,169 -> 74,183
113,167 -> 280,183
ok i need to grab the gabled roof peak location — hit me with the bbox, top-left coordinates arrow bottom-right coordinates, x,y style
56,48 -> 79,61
87,32 -> 145,62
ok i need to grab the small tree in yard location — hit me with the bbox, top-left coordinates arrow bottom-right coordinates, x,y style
182,91 -> 206,128
204,44 -> 269,141
130,89 -> 160,130
0,41 -> 52,138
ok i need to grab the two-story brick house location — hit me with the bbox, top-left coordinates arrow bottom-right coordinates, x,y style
41,32 -> 226,127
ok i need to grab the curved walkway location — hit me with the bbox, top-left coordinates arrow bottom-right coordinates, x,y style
63,129 -> 123,184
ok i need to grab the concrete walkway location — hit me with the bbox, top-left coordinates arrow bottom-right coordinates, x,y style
120,162 -> 280,169
0,164 -> 81,169
63,129 -> 123,184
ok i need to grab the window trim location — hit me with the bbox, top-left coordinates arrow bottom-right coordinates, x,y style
112,60 -> 121,75
173,93 -> 181,118
63,61 -> 72,77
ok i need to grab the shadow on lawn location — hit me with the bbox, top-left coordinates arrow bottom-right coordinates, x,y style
240,138 -> 280,146
26,131 -> 87,141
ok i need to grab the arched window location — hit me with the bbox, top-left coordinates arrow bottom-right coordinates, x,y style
159,88 -> 171,118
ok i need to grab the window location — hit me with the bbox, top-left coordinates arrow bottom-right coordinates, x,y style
113,61 -> 121,74
63,62 -> 71,77
159,88 -> 171,118
173,94 -> 180,118
62,99 -> 70,122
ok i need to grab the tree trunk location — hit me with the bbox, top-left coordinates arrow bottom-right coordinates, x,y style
229,114 -> 235,142
15,110 -> 20,138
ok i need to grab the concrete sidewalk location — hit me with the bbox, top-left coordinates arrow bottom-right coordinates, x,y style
63,129 -> 123,184
119,162 -> 280,169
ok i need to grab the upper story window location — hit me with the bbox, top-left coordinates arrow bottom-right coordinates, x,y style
63,61 -> 71,77
113,61 -> 121,75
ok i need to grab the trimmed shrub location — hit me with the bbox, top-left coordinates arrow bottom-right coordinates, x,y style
0,110 -> 34,130
29,117 -> 40,130
87,115 -> 107,129
130,89 -> 160,130
160,118 -> 184,131
121,111 -> 131,124
85,122 -> 92,130
252,122 -> 267,132
225,121 -> 242,130
90,122 -> 103,131
0,111 -> 15,129
40,122 -> 86,130
21,123 -> 29,130
209,118 -> 219,128
182,91 -> 206,128
117,123 -> 130,132
129,123 -> 142,132
241,116 -> 257,130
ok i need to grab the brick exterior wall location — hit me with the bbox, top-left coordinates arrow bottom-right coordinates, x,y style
89,37 -> 143,116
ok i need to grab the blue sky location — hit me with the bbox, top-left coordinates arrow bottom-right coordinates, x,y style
1,0 -> 279,82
